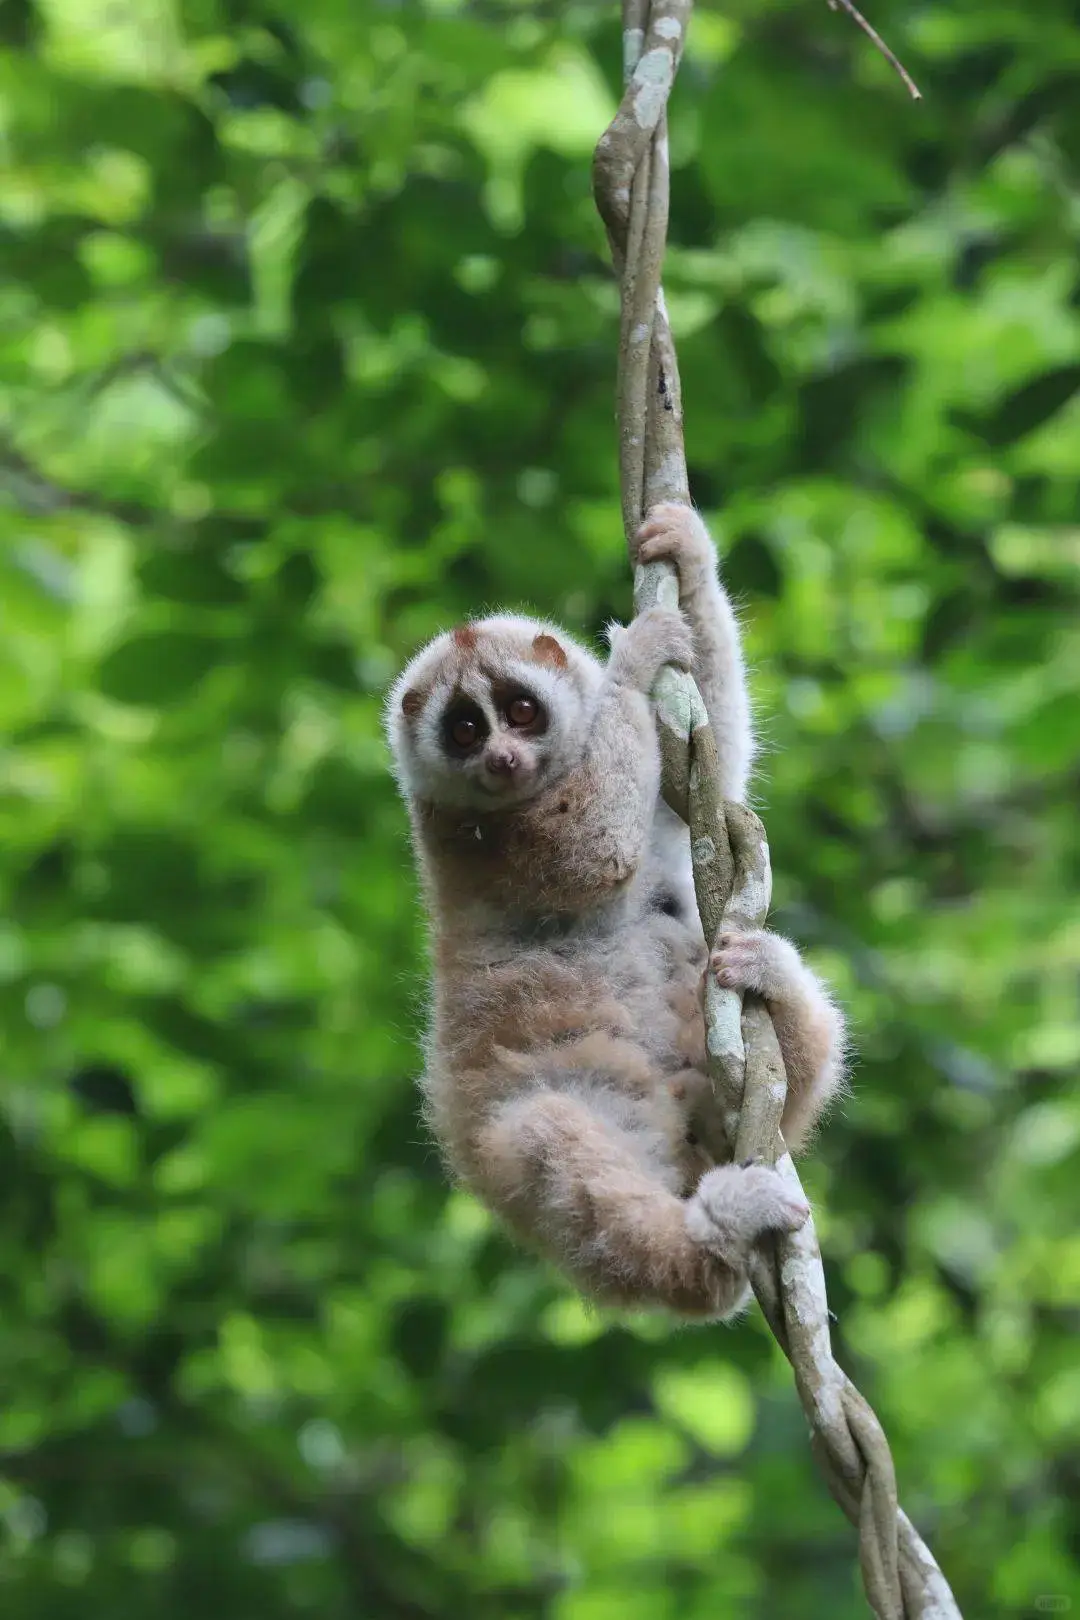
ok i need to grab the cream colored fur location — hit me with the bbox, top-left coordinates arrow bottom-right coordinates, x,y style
385,504 -> 846,1319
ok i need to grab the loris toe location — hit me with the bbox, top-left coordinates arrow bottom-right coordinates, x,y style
709,930 -> 801,999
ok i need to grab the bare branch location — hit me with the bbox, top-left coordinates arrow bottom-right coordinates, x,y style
827,0 -> 922,101
0,439 -> 156,527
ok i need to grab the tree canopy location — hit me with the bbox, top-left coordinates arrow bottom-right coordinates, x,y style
1,1 -> 1078,1616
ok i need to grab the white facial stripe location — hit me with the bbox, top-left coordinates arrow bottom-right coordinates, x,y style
454,670 -> 497,717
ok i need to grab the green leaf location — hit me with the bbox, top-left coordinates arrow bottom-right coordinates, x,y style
96,631 -> 222,703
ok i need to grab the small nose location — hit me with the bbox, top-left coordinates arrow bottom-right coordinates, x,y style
485,746 -> 518,777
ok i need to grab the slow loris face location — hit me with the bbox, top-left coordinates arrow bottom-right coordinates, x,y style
387,614 -> 603,811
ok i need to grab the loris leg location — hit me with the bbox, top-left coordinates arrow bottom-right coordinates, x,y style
634,502 -> 754,803
474,1090 -> 808,1319
709,930 -> 847,1152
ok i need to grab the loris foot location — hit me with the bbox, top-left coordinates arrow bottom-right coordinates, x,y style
685,1161 -> 809,1263
708,929 -> 847,1154
608,605 -> 693,693
709,929 -> 804,1001
634,503 -> 715,593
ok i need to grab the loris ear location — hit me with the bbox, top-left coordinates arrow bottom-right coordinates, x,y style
401,689 -> 424,721
531,633 -> 568,670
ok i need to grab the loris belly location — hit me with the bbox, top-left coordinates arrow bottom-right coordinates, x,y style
427,938 -> 707,1205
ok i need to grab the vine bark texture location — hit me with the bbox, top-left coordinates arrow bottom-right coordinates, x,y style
592,7 -> 962,1616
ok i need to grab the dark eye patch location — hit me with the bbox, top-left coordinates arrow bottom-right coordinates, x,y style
441,699 -> 488,756
487,680 -> 548,736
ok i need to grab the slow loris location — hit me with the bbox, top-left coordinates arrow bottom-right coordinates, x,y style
386,503 -> 845,1319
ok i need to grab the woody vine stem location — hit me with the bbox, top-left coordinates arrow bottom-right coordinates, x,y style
592,5 -> 955,1617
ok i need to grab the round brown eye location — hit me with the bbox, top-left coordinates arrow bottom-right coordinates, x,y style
507,696 -> 538,727
451,717 -> 478,748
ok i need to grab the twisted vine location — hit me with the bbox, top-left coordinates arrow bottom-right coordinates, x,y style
593,8 -> 960,1617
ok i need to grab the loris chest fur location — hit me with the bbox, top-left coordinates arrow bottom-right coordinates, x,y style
419,770 -> 708,1198
417,752 -> 644,917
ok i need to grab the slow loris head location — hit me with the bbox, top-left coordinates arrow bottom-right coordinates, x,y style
387,614 -> 604,811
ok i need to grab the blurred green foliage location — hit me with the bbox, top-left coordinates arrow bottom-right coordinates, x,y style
1,0 -> 1079,1615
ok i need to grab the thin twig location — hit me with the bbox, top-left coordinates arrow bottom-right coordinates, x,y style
827,0 -> 922,100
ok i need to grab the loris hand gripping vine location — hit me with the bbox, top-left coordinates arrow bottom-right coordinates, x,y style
386,504 -> 846,1318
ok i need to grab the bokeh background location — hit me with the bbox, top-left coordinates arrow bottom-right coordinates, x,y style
2,0 -> 1079,1615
